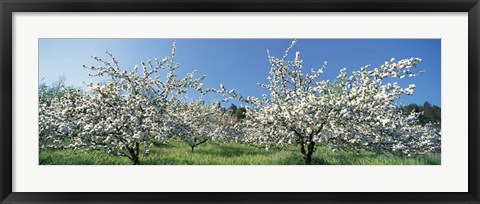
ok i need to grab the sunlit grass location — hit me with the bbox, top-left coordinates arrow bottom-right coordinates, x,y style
39,140 -> 440,165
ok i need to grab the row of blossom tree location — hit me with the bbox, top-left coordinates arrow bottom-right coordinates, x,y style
39,40 -> 441,165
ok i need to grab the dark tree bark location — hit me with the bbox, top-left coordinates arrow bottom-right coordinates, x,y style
128,142 -> 140,165
298,133 -> 315,165
303,154 -> 312,165
302,123 -> 324,165
190,138 -> 208,153
306,141 -> 315,165
300,142 -> 315,165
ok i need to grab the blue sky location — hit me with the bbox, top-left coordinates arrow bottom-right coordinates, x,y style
39,39 -> 441,107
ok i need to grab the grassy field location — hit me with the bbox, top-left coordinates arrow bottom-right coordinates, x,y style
39,140 -> 441,165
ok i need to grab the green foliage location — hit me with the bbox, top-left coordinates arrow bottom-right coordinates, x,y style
225,104 -> 247,120
402,101 -> 441,126
40,140 -> 440,165
235,107 -> 247,120
227,103 -> 237,114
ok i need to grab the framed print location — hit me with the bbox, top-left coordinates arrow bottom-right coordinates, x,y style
1,0 -> 479,203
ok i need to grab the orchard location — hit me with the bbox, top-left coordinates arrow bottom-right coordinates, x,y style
39,40 -> 441,165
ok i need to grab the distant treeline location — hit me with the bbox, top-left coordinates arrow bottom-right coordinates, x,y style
222,104 -> 247,120
402,102 -> 441,126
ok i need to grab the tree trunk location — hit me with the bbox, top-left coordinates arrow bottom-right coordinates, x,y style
303,154 -> 312,165
132,154 -> 139,165
129,142 -> 140,165
306,141 -> 315,165
300,143 -> 309,165
301,141 -> 315,165
191,139 -> 207,152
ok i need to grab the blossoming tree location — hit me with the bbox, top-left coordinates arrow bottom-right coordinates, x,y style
40,41 -> 213,164
163,100 -> 243,152
39,86 -> 87,150
243,40 -> 441,164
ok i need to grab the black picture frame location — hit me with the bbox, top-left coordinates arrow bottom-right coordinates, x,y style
1,0 -> 479,203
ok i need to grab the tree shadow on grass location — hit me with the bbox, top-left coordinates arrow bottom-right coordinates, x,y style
278,154 -> 331,165
195,145 -> 272,158
311,157 -> 330,165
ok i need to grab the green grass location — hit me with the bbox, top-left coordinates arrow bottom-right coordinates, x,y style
39,140 -> 441,165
